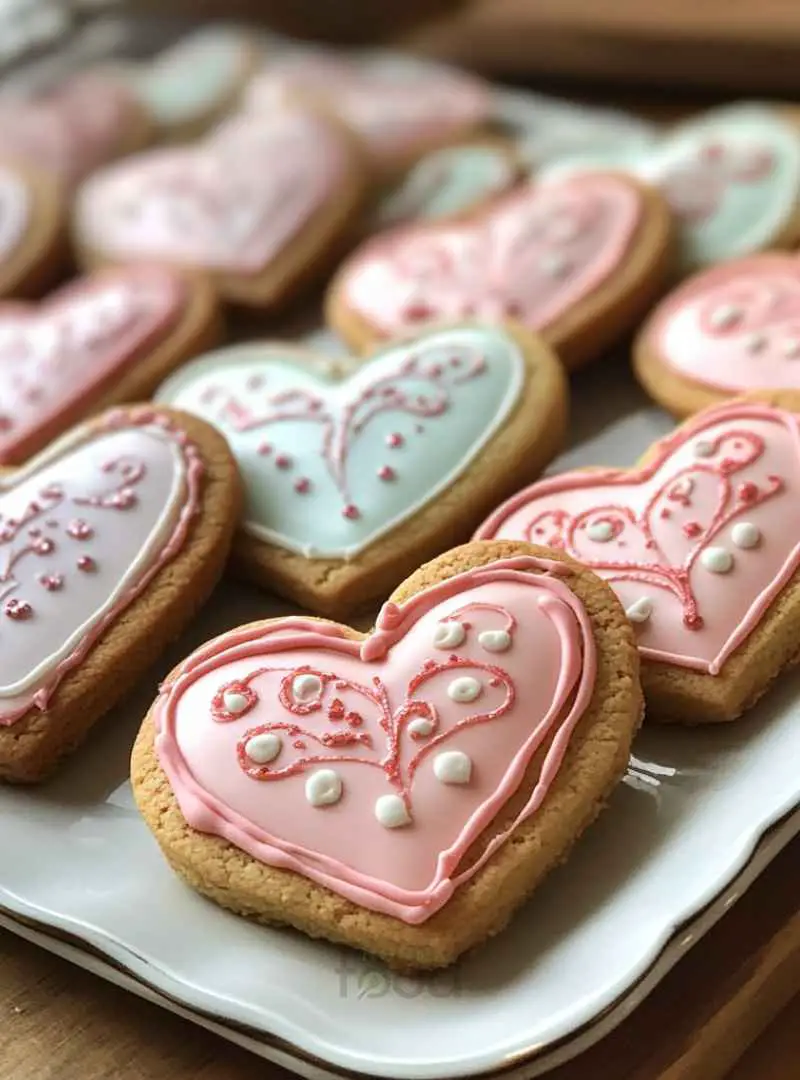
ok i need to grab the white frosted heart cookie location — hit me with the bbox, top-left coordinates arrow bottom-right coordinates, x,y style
132,540 -> 642,969
73,107 -> 368,310
156,323 -> 568,614
326,171 -> 673,370
0,405 -> 241,782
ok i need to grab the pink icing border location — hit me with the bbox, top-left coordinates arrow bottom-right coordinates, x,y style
477,402 -> 800,675
1,407 -> 204,726
154,556 -> 598,924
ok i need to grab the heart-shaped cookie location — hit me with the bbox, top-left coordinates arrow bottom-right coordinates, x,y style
635,253 -> 800,416
0,159 -> 65,300
156,324 -> 567,614
371,141 -> 520,231
326,172 -> 673,369
0,405 -> 240,782
245,48 -> 491,172
133,542 -> 641,968
477,397 -> 800,722
0,75 -> 151,188
542,103 -> 800,273
74,108 -> 368,309
0,264 -> 220,465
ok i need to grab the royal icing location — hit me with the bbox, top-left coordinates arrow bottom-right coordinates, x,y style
373,144 -> 517,230
154,556 -> 597,923
477,402 -> 800,675
0,409 -> 203,725
543,104 -> 800,270
74,110 -> 352,274
156,327 -> 524,560
335,174 -> 642,338
246,50 -> 490,163
0,75 -> 140,187
0,266 -> 187,464
643,254 -> 800,394
0,164 -> 29,264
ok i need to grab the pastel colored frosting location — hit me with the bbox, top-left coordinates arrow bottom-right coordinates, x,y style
154,555 -> 597,923
337,174 -> 642,337
75,110 -> 352,274
477,401 -> 800,675
156,327 -> 524,560
0,265 -> 187,463
644,253 -> 800,393
246,51 -> 490,162
0,75 -> 140,187
0,164 -> 29,263
0,409 -> 203,725
374,144 -> 517,229
542,103 -> 800,270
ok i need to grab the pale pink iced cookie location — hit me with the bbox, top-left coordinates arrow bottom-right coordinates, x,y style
0,264 -> 221,465
635,253 -> 800,417
477,395 -> 800,723
326,172 -> 673,370
0,74 -> 151,190
0,405 -> 241,782
0,158 -> 65,300
132,541 -> 641,969
246,48 -> 491,174
73,108 -> 369,310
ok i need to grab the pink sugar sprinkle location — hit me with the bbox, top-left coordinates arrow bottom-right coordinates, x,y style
377,466 -> 396,481
342,504 -> 361,520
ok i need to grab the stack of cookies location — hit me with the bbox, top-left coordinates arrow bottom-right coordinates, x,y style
2,23 -> 800,972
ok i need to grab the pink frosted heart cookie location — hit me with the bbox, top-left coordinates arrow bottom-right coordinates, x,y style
477,396 -> 800,723
326,172 -> 673,369
635,253 -> 800,416
132,541 -> 641,969
73,108 -> 368,310
0,158 -> 65,300
0,405 -> 241,782
0,264 -> 220,464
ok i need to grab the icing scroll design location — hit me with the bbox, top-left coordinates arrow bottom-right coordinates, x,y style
525,427 -> 783,631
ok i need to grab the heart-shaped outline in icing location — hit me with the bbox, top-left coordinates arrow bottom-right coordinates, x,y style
635,253 -> 800,417
155,324 -> 567,613
74,108 -> 367,307
0,264 -> 219,466
0,404 -> 239,781
326,171 -> 672,370
141,547 -> 639,957
478,399 -> 800,691
0,159 -> 64,301
541,103 -> 800,272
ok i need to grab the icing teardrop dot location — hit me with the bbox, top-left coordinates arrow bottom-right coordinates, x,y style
625,596 -> 654,624
432,620 -> 466,649
433,750 -> 472,785
700,546 -> 733,574
447,676 -> 482,703
375,794 -> 411,828
245,733 -> 282,764
731,521 -> 761,549
222,689 -> 249,714
305,769 -> 343,807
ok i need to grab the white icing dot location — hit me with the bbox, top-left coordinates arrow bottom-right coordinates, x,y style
478,629 -> 511,653
625,596 -> 654,624
375,794 -> 411,828
539,252 -> 571,278
784,339 -> 800,359
447,676 -> 482,703
732,522 -> 761,549
222,690 -> 249,714
700,546 -> 733,574
305,769 -> 343,807
408,717 -> 434,737
587,520 -> 614,542
693,439 -> 715,459
432,621 -> 466,649
744,332 -> 768,355
245,733 -> 282,764
293,673 -> 322,703
673,477 -> 694,497
433,750 -> 472,785
709,303 -> 742,330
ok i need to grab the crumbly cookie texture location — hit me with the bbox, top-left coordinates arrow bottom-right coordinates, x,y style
0,406 -> 241,782
325,172 -> 675,371
132,539 -> 642,970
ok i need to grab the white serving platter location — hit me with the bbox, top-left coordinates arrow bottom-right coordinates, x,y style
1,356 -> 799,1079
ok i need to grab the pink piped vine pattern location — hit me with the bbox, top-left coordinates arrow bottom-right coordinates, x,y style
198,344 -> 488,520
659,140 -> 775,224
524,426 -> 783,631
